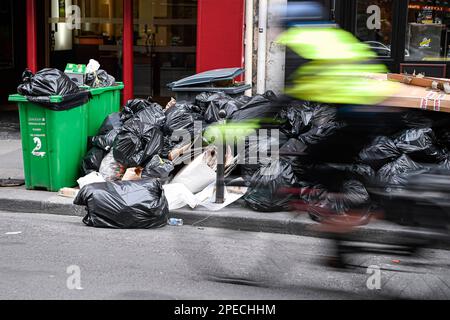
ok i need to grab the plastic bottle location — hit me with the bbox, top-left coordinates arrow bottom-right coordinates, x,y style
168,218 -> 184,226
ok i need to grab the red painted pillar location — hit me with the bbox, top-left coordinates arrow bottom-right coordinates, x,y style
196,0 -> 245,73
26,0 -> 38,73
123,0 -> 134,103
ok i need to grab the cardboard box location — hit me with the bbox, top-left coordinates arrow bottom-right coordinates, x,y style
64,63 -> 86,86
370,73 -> 450,113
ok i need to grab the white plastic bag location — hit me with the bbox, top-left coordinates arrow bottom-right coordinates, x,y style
162,183 -> 199,211
86,59 -> 100,73
99,151 -> 125,181
171,150 -> 217,194
77,172 -> 105,189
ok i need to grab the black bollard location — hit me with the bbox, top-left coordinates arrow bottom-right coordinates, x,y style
215,109 -> 227,204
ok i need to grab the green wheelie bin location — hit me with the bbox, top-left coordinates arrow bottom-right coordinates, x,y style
8,94 -> 89,192
8,82 -> 123,192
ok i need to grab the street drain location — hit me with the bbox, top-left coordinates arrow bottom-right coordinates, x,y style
0,179 -> 25,187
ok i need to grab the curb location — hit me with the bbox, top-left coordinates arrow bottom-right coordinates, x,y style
0,188 -> 448,250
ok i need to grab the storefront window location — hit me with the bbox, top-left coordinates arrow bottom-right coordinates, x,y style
48,0 -> 124,80
48,0 -> 197,103
405,1 -> 450,61
355,0 -> 394,57
133,0 -> 197,99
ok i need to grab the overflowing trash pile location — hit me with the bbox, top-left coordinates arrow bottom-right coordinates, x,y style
16,60 -> 116,111
273,103 -> 450,221
17,68 -> 92,111
74,92 -> 277,229
71,86 -> 450,229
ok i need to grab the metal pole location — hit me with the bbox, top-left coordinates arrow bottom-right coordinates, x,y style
27,0 -> 38,73
215,110 -> 227,204
256,0 -> 268,94
123,0 -> 134,103
245,0 -> 254,96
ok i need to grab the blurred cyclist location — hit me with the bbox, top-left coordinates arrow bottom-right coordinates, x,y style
276,1 -> 395,105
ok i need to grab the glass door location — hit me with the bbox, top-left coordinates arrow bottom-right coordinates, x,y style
48,0 -> 124,81
337,0 -> 407,72
47,0 -> 197,104
133,0 -> 197,103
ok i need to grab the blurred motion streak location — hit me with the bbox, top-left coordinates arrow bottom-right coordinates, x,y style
278,18 -> 398,104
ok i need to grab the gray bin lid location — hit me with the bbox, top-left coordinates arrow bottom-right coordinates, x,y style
167,67 -> 250,92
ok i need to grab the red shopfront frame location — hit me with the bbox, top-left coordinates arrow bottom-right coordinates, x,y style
26,0 -> 246,101
196,0 -> 245,74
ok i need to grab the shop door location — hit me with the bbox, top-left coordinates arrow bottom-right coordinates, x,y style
46,0 -> 197,105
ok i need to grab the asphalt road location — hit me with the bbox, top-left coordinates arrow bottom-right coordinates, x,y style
1,211 -> 450,300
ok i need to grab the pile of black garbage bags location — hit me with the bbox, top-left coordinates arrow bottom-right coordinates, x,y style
17,67 -> 116,110
244,101 -> 450,222
75,89 -> 450,228
75,91 -> 281,229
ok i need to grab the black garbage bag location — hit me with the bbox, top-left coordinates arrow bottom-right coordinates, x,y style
280,138 -> 308,156
121,99 -> 166,127
309,103 -> 338,127
298,180 -> 371,220
235,95 -> 252,105
358,136 -> 401,170
18,68 -> 80,96
113,120 -> 164,167
279,138 -> 309,177
303,163 -> 375,185
238,130 -> 289,182
81,147 -> 106,176
244,159 -> 298,212
142,155 -> 174,182
194,92 -> 228,112
281,104 -> 343,148
377,154 -> 428,186
394,128 -> 447,163
195,92 -> 214,110
240,136 -> 280,182
90,113 -> 123,151
17,69 -> 91,111
98,112 -> 122,135
84,70 -> 116,88
163,103 -> 203,135
436,128 -> 450,149
74,179 -> 169,229
401,110 -> 434,129
280,103 -> 314,137
91,129 -> 121,152
204,96 -> 244,123
128,106 -> 166,130
299,121 -> 345,146
230,91 -> 280,121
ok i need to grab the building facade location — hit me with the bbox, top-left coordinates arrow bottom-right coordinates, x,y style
0,0 -> 245,107
336,0 -> 450,78
3,0 -> 450,109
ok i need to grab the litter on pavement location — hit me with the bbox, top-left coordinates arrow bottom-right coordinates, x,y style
14,65 -> 450,230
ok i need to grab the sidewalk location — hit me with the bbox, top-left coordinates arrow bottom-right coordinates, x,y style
1,139 -> 448,249
0,138 -> 24,180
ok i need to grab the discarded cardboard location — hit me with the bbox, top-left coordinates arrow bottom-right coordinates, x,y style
371,73 -> 450,113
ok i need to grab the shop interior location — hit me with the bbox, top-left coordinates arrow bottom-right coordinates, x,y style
48,0 -> 197,104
